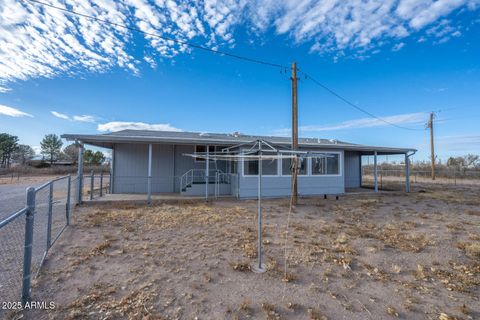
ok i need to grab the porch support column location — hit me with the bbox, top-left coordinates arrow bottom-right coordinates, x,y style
405,153 -> 411,193
374,151 -> 378,192
77,141 -> 84,204
147,144 -> 152,205
109,147 -> 115,194
205,145 -> 209,201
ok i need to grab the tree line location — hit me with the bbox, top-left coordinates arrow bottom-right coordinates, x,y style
0,133 -> 105,168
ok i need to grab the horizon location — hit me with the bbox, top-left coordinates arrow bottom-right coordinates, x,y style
1,0 -> 480,163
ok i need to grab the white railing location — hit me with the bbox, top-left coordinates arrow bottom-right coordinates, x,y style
180,169 -> 227,191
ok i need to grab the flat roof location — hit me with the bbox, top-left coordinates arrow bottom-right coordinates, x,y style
62,129 -> 416,155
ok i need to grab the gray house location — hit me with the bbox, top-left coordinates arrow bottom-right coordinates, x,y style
62,130 -> 416,199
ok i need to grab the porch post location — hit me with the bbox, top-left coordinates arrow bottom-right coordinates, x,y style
109,147 -> 114,194
147,144 -> 152,204
374,151 -> 378,192
205,145 -> 209,201
77,142 -> 84,204
405,153 -> 411,193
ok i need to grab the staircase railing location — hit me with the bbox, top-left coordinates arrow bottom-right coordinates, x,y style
180,169 -> 229,192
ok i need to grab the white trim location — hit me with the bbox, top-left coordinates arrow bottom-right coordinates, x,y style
194,145 -> 215,163
279,154 -> 309,177
241,148 -> 280,177
310,151 -> 342,177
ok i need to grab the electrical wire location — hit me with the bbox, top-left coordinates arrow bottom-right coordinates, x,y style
24,0 -> 289,70
298,70 -> 426,131
26,0 -> 429,132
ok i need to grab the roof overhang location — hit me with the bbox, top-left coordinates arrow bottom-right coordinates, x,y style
62,133 -> 416,155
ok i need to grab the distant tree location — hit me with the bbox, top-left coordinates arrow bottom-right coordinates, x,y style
40,134 -> 63,164
446,154 -> 479,173
0,133 -> 19,168
11,144 -> 35,165
83,150 -> 105,165
63,143 -> 79,163
464,154 -> 479,168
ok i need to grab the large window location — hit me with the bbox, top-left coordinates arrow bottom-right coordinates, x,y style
195,145 -> 215,162
312,153 -> 340,175
243,153 -> 278,176
282,156 -> 308,175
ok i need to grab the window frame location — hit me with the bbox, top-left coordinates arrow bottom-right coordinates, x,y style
241,149 -> 280,177
280,155 -> 309,176
194,145 -> 216,163
310,152 -> 342,176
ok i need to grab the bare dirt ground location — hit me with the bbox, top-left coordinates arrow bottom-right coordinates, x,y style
11,183 -> 480,320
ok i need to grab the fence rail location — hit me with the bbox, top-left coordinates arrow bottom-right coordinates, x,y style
0,172 -> 105,312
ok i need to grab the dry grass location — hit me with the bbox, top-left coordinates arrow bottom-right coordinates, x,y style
25,184 -> 480,320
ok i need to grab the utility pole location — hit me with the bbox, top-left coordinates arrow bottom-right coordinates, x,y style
291,61 -> 298,205
428,112 -> 435,180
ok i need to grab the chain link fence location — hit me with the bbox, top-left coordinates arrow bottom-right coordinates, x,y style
362,167 -> 480,190
0,175 -> 80,314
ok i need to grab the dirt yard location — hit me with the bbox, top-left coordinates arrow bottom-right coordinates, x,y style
14,184 -> 480,320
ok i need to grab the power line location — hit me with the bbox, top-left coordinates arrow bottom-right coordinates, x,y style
25,0 -> 428,132
24,0 -> 289,70
298,70 -> 426,131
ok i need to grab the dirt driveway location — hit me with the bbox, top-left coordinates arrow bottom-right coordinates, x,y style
11,184 -> 480,320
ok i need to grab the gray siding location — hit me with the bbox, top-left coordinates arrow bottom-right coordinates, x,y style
344,151 -> 361,188
113,143 -> 174,193
238,150 -> 345,198
114,143 -> 232,194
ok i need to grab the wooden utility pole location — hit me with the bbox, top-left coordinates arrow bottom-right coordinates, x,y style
428,112 -> 435,180
291,62 -> 298,204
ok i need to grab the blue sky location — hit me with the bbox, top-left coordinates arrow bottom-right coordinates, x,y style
1,0 -> 479,162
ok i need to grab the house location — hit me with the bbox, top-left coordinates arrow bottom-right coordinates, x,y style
62,130 -> 416,199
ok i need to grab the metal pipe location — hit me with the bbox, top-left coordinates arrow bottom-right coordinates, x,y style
90,170 -> 94,200
147,143 -> 152,205
77,143 -> 84,204
109,147 -> 114,194
46,182 -> 53,250
100,171 -> 103,197
405,153 -> 411,192
205,145 -> 209,201
252,140 -> 266,273
22,187 -> 35,305
374,151 -> 378,192
66,175 -> 71,225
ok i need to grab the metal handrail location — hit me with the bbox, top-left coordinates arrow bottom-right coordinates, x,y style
0,207 -> 27,229
180,169 -> 229,191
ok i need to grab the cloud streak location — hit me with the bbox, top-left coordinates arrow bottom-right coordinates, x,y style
275,112 -> 428,135
0,104 -> 33,117
51,110 -> 96,123
0,0 -> 478,91
97,121 -> 182,132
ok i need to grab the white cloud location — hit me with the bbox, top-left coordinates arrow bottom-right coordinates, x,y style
51,111 -> 71,120
97,121 -> 182,132
437,134 -> 480,152
0,104 -> 33,117
73,114 -> 96,123
275,112 -> 428,135
0,0 -> 478,91
392,42 -> 405,51
51,111 -> 97,123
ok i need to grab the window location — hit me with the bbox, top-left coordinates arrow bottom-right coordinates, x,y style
243,152 -> 278,176
282,156 -> 308,175
312,153 -> 340,175
195,145 -> 215,162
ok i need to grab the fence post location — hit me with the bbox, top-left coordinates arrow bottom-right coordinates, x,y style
77,144 -> 84,204
100,171 -> 103,197
46,182 -> 53,251
90,170 -> 94,200
454,168 -> 457,185
66,175 -> 71,225
22,187 -> 35,305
